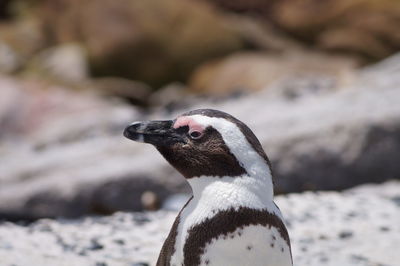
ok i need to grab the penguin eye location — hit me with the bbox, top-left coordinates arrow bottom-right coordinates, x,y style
189,130 -> 203,139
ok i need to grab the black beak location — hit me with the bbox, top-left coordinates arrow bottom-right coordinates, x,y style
123,120 -> 184,146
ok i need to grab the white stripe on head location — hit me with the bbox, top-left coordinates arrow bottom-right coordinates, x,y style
187,115 -> 271,176
177,114 -> 274,199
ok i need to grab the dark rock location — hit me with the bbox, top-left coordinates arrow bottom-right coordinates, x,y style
379,226 -> 390,232
113,239 -> 125,245
0,0 -> 13,20
338,231 -> 353,239
89,176 -> 173,214
390,196 -> 400,207
88,239 -> 104,251
86,77 -> 152,106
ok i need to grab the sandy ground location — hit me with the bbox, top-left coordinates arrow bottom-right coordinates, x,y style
0,181 -> 398,266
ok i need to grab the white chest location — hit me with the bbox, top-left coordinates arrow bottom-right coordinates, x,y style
169,176 -> 291,266
199,224 -> 292,266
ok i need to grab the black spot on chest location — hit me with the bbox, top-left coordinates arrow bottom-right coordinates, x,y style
182,207 -> 291,266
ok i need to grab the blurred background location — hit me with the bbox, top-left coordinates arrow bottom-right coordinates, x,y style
0,0 -> 399,221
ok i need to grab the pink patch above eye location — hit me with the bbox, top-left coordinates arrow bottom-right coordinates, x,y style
173,116 -> 205,133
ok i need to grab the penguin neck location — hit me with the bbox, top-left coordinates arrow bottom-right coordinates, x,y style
187,166 -> 274,211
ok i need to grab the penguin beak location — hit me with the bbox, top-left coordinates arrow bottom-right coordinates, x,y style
123,120 -> 184,146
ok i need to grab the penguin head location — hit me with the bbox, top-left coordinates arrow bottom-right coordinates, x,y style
124,109 -> 271,179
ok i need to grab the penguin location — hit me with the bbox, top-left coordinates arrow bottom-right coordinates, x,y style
124,109 -> 292,266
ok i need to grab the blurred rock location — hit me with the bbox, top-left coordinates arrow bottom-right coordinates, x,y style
31,0 -> 243,87
0,17 -> 46,68
0,0 -> 13,20
225,15 -> 302,52
273,0 -> 400,60
184,53 -> 400,193
0,181 -> 398,266
0,53 -> 399,219
0,76 -> 186,219
0,77 -> 25,136
87,77 -> 153,106
189,51 -> 357,95
26,43 -> 88,83
89,177 -> 169,215
149,82 -> 203,112
0,76 -> 130,141
204,0 -> 400,61
0,41 -> 21,73
141,191 -> 160,211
